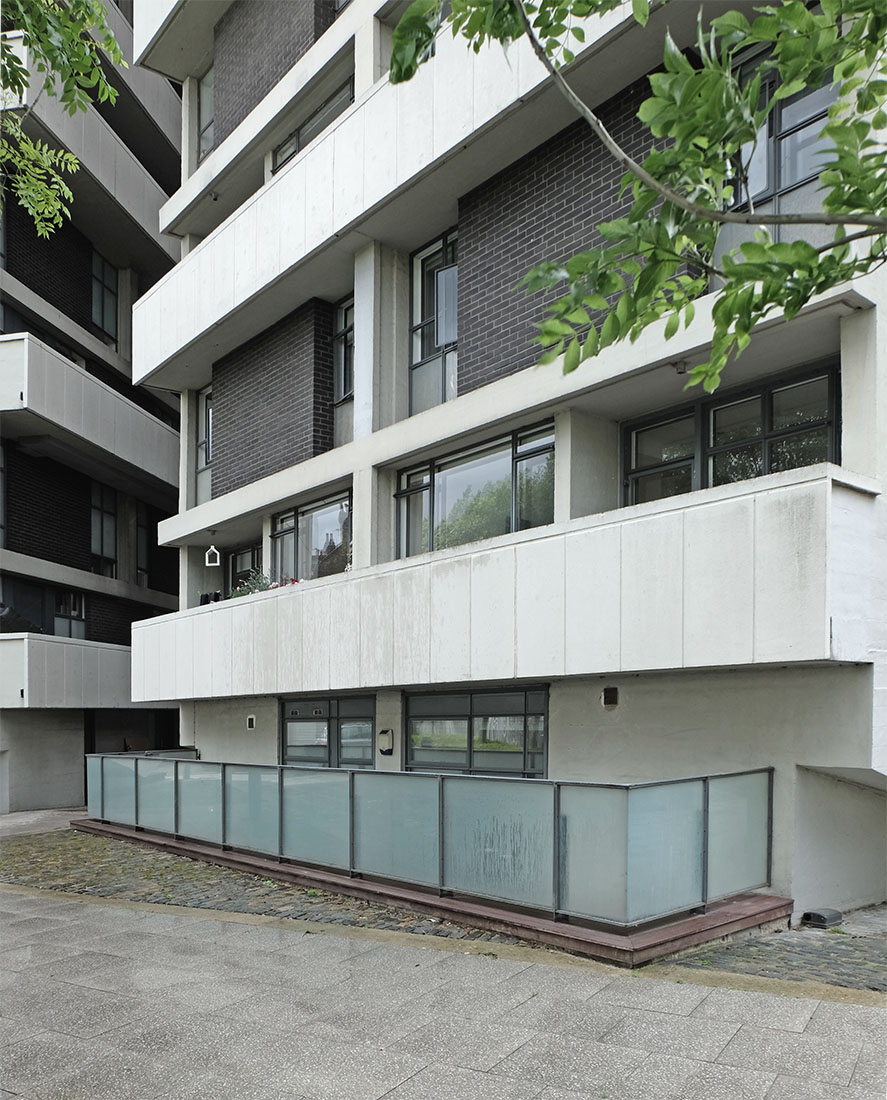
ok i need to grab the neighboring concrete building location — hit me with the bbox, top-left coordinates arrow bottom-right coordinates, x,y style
0,0 -> 182,812
125,0 -> 885,921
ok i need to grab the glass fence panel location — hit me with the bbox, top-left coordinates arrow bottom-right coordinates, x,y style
707,771 -> 770,899
177,762 -> 222,844
86,757 -> 102,819
558,785 -> 628,923
281,769 -> 349,869
443,777 -> 553,908
103,757 -> 136,825
137,758 -> 175,833
353,773 -> 439,886
627,781 -> 704,922
225,766 -> 280,854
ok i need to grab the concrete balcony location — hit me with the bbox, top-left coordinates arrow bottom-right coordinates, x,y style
0,334 -> 178,507
131,466 -> 880,702
0,634 -> 137,709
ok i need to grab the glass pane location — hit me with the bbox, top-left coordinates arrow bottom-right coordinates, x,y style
772,376 -> 829,430
410,357 -> 442,415
435,265 -> 458,346
527,715 -> 545,774
633,416 -> 695,469
298,80 -> 352,148
433,443 -> 511,550
198,66 -> 214,131
137,758 -> 175,833
770,427 -> 829,472
225,766 -> 279,854
104,288 -> 117,338
626,781 -> 704,922
419,244 -> 444,323
409,718 -> 468,770
633,466 -> 692,504
71,618 -> 86,639
92,280 -> 103,327
711,444 -> 763,486
711,396 -> 762,445
444,350 -> 458,402
443,776 -> 554,909
272,530 -> 295,583
273,510 -> 295,533
177,761 -> 222,844
297,497 -> 349,580
281,768 -> 349,868
401,490 -> 430,558
103,757 -> 136,826
91,508 -> 102,554
102,513 -> 116,557
339,720 -> 373,765
517,426 -> 555,454
353,773 -> 439,885
559,785 -> 627,922
199,121 -> 215,156
86,756 -> 102,819
781,82 -> 835,131
273,134 -> 298,171
516,451 -> 554,532
740,123 -> 768,201
285,720 -> 329,765
472,692 -> 524,715
707,772 -> 769,899
779,121 -> 830,188
472,716 -> 524,774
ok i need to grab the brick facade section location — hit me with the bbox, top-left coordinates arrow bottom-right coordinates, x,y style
86,595 -> 160,647
210,300 -> 335,497
456,77 -> 651,394
212,0 -> 336,148
5,448 -> 93,570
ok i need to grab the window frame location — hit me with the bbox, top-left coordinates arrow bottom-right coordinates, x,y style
271,77 -> 355,175
409,229 -> 458,415
395,421 -> 555,558
333,296 -> 355,404
90,481 -> 117,577
405,688 -> 548,777
91,251 -> 118,341
54,590 -> 86,639
196,387 -> 213,470
270,490 -> 352,583
197,65 -> 214,161
226,543 -> 262,596
135,501 -> 149,588
280,695 -> 375,769
622,362 -> 840,506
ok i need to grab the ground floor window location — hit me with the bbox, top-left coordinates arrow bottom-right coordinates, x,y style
281,696 -> 374,769
406,689 -> 547,776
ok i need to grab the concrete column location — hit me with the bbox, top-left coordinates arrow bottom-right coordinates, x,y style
840,301 -> 882,483
352,241 -> 379,442
351,465 -> 398,570
179,390 -> 196,512
181,544 -> 222,610
179,701 -> 196,748
374,690 -> 403,772
116,494 -> 137,585
554,408 -> 620,523
116,268 -> 136,364
378,246 -> 410,429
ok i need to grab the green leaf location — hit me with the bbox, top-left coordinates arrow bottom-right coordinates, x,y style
563,337 -> 581,373
631,0 -> 650,28
664,312 -> 680,340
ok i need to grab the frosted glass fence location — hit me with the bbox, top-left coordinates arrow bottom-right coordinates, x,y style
87,757 -> 772,927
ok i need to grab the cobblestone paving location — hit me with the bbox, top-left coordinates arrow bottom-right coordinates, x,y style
671,905 -> 887,992
0,829 -> 525,946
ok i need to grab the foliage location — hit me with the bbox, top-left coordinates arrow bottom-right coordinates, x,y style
1,0 -> 124,236
391,0 -> 887,391
230,570 -> 299,598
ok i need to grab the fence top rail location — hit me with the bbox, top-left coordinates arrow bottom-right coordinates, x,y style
86,754 -> 772,789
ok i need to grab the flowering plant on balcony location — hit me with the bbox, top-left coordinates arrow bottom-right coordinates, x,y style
229,569 -> 300,598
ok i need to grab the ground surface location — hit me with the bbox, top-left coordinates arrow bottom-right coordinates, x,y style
1,812 -> 885,1100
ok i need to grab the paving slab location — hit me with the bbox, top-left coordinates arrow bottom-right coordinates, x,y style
715,1024 -> 864,1085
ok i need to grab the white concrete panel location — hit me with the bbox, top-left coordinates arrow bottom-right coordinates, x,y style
192,611 -> 215,699
64,644 -> 85,709
391,567 -> 431,685
211,608 -> 233,699
470,548 -> 516,682
432,32 -> 475,161
131,629 -> 146,702
516,537 -> 566,678
428,557 -> 472,683
276,592 -> 303,695
277,160 -> 307,265
232,200 -> 258,309
359,573 -> 394,688
620,512 -> 684,671
754,484 -> 829,662
564,525 -> 621,675
210,225 -> 236,321
362,84 -> 398,210
300,586 -> 332,692
253,595 -> 279,696
29,639 -> 50,707
683,498 -> 755,667
156,620 -> 178,703
174,615 -> 195,700
329,581 -> 361,690
230,603 -> 255,696
472,38 -> 522,130
333,108 -> 365,228
254,184 -> 282,289
304,136 -> 336,252
82,645 -> 100,705
394,63 -> 435,183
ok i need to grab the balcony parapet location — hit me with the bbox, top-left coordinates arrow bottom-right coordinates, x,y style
0,634 -> 136,709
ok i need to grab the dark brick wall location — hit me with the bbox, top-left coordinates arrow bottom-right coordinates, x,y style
4,202 -> 94,333
211,300 -> 334,497
146,506 -> 179,595
212,0 -> 336,148
87,595 -> 163,646
5,447 -> 93,570
457,77 -> 651,394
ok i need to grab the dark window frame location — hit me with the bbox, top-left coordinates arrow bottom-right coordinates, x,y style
280,695 -> 375,769
91,251 -> 118,341
54,590 -> 86,638
622,362 -> 840,506
136,501 -> 149,588
333,295 -> 355,403
271,77 -> 355,174
198,65 -> 214,161
226,543 -> 262,595
270,489 -> 352,583
409,229 -> 458,415
404,688 -> 549,778
90,481 -> 117,577
196,388 -> 213,469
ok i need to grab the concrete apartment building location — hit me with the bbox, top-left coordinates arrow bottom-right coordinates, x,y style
0,0 -> 182,811
118,0 -> 885,927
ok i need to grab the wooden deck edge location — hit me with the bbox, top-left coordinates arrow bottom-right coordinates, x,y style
71,818 -> 792,967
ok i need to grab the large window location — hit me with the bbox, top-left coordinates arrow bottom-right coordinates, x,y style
91,252 -> 118,341
271,492 -> 351,582
410,230 -> 458,414
282,696 -> 374,769
54,591 -> 85,639
397,424 -> 554,558
272,79 -> 354,174
334,297 -> 354,404
198,66 -> 214,160
226,543 -> 261,595
197,387 -> 213,468
624,366 -> 838,505
90,481 -> 117,577
406,690 -> 547,776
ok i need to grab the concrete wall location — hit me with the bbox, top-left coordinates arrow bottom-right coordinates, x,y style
0,710 -> 85,813
189,696 -> 279,764
0,635 -> 136,710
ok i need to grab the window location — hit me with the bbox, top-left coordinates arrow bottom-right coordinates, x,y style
410,230 -> 458,414
91,482 -> 117,577
397,423 -> 554,557
271,492 -> 351,582
197,388 -> 213,469
54,591 -> 85,639
272,79 -> 355,173
91,252 -> 118,340
136,502 -> 149,587
282,696 -> 374,769
226,543 -> 262,595
198,66 -> 214,160
624,366 -> 838,505
406,690 -> 547,776
334,297 -> 354,403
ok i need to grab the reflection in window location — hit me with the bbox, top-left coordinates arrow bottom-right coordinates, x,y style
624,367 -> 837,505
397,424 -> 554,558
406,690 -> 547,776
281,696 -> 374,768
271,492 -> 351,582
198,66 -> 214,160
410,230 -> 458,414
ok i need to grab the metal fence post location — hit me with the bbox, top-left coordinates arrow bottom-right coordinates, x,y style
100,755 -> 105,820
133,758 -> 139,828
552,782 -> 561,920
348,769 -> 355,876
438,774 -> 445,895
701,777 -> 710,906
173,759 -> 179,836
220,763 -> 227,848
277,766 -> 284,860
766,767 -> 774,886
